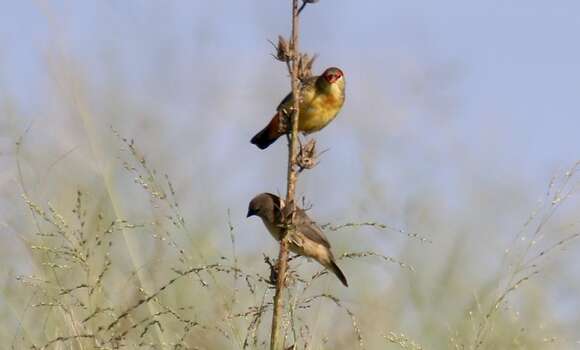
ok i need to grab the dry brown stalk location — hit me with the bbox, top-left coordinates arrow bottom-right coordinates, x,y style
270,1 -> 303,349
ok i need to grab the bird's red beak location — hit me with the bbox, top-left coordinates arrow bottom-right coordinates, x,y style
324,74 -> 338,83
324,72 -> 342,84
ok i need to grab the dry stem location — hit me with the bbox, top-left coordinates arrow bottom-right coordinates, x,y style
270,1 -> 302,349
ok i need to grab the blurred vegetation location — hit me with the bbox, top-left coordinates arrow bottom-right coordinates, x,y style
1,2 -> 580,349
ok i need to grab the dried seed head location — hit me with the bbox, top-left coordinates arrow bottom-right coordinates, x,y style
275,35 -> 292,62
297,139 -> 318,171
297,53 -> 317,81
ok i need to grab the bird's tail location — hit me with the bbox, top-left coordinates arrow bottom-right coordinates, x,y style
250,113 -> 284,150
329,260 -> 348,287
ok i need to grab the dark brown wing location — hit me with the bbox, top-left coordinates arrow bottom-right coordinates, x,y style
250,113 -> 284,149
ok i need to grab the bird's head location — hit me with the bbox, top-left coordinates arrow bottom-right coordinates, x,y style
321,67 -> 344,84
247,193 -> 280,220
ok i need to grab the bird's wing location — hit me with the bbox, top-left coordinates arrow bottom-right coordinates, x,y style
276,90 -> 293,114
294,209 -> 331,248
276,76 -> 319,113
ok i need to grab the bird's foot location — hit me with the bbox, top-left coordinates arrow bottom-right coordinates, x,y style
263,254 -> 297,288
278,109 -> 291,134
263,255 -> 278,286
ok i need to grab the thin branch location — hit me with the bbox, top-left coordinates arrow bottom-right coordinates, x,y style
298,0 -> 319,15
271,1 -> 302,349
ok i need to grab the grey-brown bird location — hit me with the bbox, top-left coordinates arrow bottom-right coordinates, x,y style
246,193 -> 348,287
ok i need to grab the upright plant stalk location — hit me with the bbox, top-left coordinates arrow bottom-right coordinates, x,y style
270,1 -> 301,349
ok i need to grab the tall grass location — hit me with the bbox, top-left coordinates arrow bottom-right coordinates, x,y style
7,130 -> 579,348
7,131 -> 425,349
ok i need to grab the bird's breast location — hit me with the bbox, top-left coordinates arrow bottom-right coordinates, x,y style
262,218 -> 282,241
298,89 -> 344,133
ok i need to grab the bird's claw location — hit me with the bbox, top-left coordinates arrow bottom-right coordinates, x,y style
279,109 -> 292,134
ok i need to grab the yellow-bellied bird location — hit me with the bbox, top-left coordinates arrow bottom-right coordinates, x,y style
251,67 -> 345,149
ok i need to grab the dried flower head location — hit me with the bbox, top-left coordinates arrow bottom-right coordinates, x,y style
297,139 -> 318,171
297,53 -> 317,81
275,35 -> 292,62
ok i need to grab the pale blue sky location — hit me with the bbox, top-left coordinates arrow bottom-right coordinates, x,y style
2,1 -> 579,178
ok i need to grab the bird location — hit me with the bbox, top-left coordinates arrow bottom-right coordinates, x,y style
250,67 -> 345,150
246,193 -> 348,287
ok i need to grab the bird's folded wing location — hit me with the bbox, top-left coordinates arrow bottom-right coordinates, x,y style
294,210 -> 331,248
276,75 -> 318,113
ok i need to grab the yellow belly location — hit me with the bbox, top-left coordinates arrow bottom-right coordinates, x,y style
298,91 -> 342,133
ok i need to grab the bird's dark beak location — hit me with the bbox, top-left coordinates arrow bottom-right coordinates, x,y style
246,208 -> 257,218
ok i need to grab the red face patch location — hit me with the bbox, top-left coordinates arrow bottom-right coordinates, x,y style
324,68 -> 343,84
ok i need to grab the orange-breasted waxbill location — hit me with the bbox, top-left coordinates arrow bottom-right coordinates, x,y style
246,193 -> 348,287
250,67 -> 345,150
